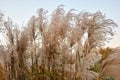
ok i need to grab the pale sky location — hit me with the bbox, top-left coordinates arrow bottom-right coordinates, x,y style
0,0 -> 120,48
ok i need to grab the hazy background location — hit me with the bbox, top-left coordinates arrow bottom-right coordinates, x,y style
0,0 -> 120,48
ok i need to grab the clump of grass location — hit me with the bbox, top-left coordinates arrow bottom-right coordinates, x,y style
98,47 -> 120,80
0,5 -> 117,80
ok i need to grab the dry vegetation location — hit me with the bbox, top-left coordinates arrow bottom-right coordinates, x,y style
0,5 -> 117,80
98,47 -> 120,80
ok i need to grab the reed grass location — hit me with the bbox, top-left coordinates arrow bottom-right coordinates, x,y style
0,5 -> 117,80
